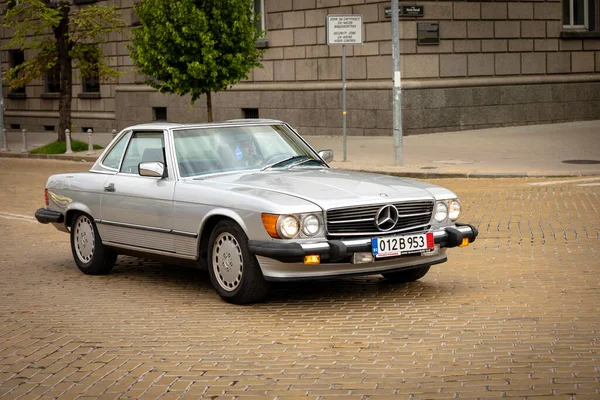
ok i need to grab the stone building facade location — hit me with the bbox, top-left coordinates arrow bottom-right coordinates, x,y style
1,0 -> 599,136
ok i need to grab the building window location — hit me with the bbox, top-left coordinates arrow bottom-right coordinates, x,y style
153,107 -> 167,121
254,0 -> 265,32
9,50 -> 25,95
563,0 -> 588,28
46,64 -> 60,93
82,72 -> 100,93
7,0 -> 22,10
81,49 -> 100,94
243,108 -> 259,119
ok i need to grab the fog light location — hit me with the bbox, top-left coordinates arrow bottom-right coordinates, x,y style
352,252 -> 374,264
459,238 -> 469,247
304,255 -> 320,264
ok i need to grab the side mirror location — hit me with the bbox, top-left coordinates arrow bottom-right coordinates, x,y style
318,149 -> 334,163
139,161 -> 166,178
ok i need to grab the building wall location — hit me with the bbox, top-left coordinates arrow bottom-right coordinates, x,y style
1,0 -> 599,136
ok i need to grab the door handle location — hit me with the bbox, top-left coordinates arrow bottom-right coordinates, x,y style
104,183 -> 115,193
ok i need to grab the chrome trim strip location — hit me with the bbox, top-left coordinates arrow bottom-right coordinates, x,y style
325,198 -> 434,213
329,217 -> 374,224
97,220 -> 171,233
327,223 -> 431,237
398,212 -> 431,218
103,241 -> 197,260
97,220 -> 198,238
171,230 -> 198,238
300,242 -> 330,251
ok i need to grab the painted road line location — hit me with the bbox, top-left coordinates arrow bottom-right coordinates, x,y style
576,183 -> 600,187
528,177 -> 600,186
0,212 -> 36,223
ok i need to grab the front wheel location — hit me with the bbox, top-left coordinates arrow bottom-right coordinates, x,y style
207,220 -> 270,304
70,213 -> 117,275
382,266 -> 431,283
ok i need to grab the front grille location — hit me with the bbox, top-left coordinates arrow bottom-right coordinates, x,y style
326,200 -> 434,236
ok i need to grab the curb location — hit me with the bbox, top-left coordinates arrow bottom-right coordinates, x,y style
1,152 -> 598,179
0,152 -> 98,162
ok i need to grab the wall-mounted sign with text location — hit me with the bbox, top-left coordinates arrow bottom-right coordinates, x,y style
384,5 -> 425,18
325,14 -> 363,45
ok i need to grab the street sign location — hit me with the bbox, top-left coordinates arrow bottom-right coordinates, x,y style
384,5 -> 425,18
325,14 -> 363,162
325,14 -> 363,45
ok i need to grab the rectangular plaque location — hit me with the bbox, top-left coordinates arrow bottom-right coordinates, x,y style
384,5 -> 425,18
417,22 -> 439,45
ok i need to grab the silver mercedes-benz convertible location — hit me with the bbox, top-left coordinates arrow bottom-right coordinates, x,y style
35,119 -> 478,304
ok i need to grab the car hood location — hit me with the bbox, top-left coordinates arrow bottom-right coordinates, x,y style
197,168 -> 451,210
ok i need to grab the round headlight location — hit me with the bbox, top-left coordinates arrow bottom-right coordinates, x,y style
449,200 -> 461,220
279,215 -> 299,238
302,214 -> 320,236
434,202 -> 448,222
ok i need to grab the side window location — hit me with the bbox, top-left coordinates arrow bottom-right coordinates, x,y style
120,131 -> 165,175
102,131 -> 132,170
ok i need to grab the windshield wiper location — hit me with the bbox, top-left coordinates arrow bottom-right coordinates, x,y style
287,158 -> 326,169
260,155 -> 308,171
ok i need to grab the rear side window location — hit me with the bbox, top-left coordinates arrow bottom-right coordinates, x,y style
102,131 -> 132,170
120,131 -> 165,175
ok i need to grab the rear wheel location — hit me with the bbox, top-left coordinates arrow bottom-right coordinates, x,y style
207,220 -> 270,304
382,266 -> 431,283
70,213 -> 117,275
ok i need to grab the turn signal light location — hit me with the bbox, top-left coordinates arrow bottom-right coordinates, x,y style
459,238 -> 469,247
304,255 -> 320,264
261,213 -> 280,238
44,189 -> 49,206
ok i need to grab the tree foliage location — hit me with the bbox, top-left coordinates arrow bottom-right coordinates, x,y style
130,0 -> 264,122
2,0 -> 126,141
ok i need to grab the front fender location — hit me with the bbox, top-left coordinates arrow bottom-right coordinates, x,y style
198,208 -> 251,238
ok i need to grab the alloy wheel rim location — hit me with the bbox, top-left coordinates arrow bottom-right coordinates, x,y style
212,232 -> 243,291
75,216 -> 95,263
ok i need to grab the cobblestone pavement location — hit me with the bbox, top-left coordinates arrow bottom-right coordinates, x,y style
0,158 -> 598,400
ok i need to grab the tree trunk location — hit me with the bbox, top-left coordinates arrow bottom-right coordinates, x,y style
206,91 -> 213,122
54,3 -> 72,142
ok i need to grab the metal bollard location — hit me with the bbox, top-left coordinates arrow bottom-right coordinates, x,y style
21,129 -> 28,153
111,129 -> 117,139
86,129 -> 94,155
65,129 -> 73,154
1,128 -> 9,152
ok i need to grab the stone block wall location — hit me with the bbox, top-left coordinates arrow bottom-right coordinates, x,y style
246,0 -> 600,83
114,80 -> 600,135
2,0 -> 599,135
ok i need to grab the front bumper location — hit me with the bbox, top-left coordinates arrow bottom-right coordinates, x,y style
248,223 -> 478,263
35,208 -> 64,224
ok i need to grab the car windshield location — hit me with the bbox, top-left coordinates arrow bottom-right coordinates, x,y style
173,124 -> 322,178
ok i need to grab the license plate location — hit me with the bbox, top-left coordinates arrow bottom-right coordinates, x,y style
372,232 -> 434,258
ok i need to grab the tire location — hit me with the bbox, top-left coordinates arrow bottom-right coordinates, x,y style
207,220 -> 270,304
382,265 -> 431,283
70,213 -> 117,275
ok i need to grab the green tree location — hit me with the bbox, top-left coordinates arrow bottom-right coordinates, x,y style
3,0 -> 126,141
130,0 -> 264,122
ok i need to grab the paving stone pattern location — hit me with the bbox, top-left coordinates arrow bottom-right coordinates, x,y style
0,159 -> 598,399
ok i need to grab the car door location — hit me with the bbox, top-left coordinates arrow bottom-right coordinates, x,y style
99,130 -> 176,253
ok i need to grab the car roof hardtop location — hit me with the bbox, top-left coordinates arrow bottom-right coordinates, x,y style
126,119 -> 286,132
